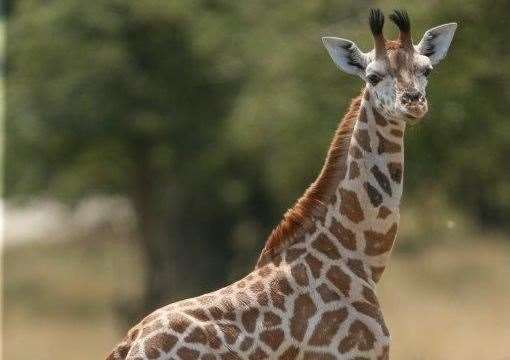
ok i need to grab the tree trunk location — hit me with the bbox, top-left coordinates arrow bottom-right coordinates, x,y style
125,147 -> 175,324
123,146 -> 233,326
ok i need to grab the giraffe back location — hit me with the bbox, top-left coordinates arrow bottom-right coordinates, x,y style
106,240 -> 389,360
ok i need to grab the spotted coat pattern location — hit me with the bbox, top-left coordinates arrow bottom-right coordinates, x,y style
106,90 -> 405,360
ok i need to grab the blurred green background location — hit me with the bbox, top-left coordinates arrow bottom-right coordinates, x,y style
3,0 -> 510,359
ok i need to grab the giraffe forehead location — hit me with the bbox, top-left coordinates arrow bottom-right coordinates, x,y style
366,49 -> 428,77
388,49 -> 412,70
387,48 -> 430,76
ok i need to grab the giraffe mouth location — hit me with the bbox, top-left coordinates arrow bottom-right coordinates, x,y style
402,101 -> 428,122
404,111 -> 425,125
405,112 -> 421,120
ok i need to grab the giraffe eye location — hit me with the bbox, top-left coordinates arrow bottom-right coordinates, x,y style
367,74 -> 382,86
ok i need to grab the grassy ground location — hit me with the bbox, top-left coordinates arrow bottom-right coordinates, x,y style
379,238 -> 510,360
3,235 -> 510,360
3,239 -> 143,360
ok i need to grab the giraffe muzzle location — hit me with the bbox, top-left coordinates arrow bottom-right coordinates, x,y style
400,91 -> 428,121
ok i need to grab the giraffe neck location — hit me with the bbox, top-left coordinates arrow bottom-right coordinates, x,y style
325,90 -> 405,282
276,89 -> 405,285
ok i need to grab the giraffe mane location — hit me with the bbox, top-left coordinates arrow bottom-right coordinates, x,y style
255,92 -> 363,268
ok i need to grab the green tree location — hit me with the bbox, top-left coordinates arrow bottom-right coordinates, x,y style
6,0 -> 246,323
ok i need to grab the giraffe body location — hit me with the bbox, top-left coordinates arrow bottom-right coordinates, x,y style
108,93 -> 397,360
107,9 -> 456,360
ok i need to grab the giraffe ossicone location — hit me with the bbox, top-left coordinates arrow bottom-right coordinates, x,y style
107,9 -> 457,360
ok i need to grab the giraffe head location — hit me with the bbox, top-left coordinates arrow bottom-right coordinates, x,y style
323,9 -> 457,123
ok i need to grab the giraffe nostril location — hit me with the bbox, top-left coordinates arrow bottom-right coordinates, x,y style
402,91 -> 422,103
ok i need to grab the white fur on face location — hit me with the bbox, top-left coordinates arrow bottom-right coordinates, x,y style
365,51 -> 433,122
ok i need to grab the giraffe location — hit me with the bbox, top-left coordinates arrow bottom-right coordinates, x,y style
106,9 -> 457,360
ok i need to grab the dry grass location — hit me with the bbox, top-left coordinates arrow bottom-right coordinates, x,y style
2,239 -> 143,360
380,238 -> 510,360
3,234 -> 510,359
5,308 -> 117,360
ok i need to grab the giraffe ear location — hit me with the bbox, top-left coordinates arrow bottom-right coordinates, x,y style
322,37 -> 369,77
416,23 -> 457,65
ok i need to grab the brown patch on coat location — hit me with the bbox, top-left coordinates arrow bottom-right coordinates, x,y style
373,109 -> 388,126
259,329 -> 284,351
184,308 -> 209,322
316,283 -> 341,303
240,337 -> 254,351
349,145 -> 363,159
269,273 -> 293,311
285,247 -> 306,263
303,352 -> 336,360
279,346 -> 299,360
291,263 -> 309,286
185,327 -> 207,345
204,324 -> 222,349
364,182 -> 383,207
257,292 -> 269,306
371,165 -> 392,196
359,106 -> 368,123
168,314 -> 191,334
305,254 -> 323,278
330,217 -> 357,250
354,129 -> 372,153
349,161 -> 360,179
219,323 -> 241,344
207,306 -> 223,320
387,162 -> 403,183
339,188 -> 365,223
326,265 -> 351,297
346,258 -> 369,281
144,333 -> 178,359
290,293 -> 317,341
312,233 -> 341,260
377,206 -> 392,219
177,347 -> 200,360
263,311 -> 282,327
338,320 -> 376,354
249,347 -> 268,360
241,308 -> 260,333
364,223 -> 398,256
377,131 -> 401,154
308,308 -> 348,346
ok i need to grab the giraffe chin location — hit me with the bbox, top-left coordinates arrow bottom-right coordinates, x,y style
404,112 -> 424,124
401,104 -> 428,124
